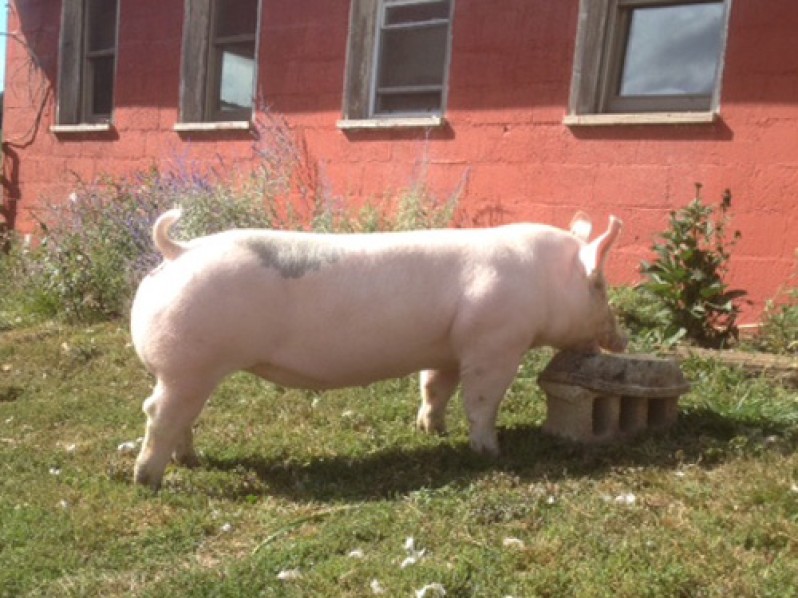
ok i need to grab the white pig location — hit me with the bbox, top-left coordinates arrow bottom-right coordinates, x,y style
130,209 -> 626,488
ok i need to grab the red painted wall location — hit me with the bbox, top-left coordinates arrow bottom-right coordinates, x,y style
2,0 -> 798,323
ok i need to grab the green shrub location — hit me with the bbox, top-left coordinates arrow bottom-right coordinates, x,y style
640,184 -> 747,349
609,286 -> 684,352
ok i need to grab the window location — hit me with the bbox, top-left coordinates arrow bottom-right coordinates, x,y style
568,0 -> 731,121
180,0 -> 260,124
342,0 -> 454,124
57,0 -> 119,126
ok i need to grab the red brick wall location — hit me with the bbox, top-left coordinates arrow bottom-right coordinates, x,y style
3,0 -> 798,322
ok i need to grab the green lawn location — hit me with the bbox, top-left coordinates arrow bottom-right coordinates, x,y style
1,321 -> 796,597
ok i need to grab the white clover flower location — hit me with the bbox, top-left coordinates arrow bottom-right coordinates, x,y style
370,579 -> 386,595
415,582 -> 446,597
502,537 -> 524,549
614,493 -> 637,505
276,568 -> 302,581
401,537 -> 426,568
117,441 -> 138,454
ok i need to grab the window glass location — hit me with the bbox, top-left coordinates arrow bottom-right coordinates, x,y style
86,0 -> 117,52
85,0 -> 117,121
216,0 -> 258,38
90,56 -> 115,115
376,91 -> 442,115
219,43 -> 256,112
619,3 -> 725,97
378,26 -> 448,88
385,0 -> 450,25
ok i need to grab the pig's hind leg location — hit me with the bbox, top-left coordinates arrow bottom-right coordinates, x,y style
133,376 -> 217,490
417,369 -> 460,434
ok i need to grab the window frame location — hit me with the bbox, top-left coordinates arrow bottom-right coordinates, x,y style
56,0 -> 120,127
179,0 -> 262,126
341,0 -> 455,128
567,0 -> 732,123
369,0 -> 454,119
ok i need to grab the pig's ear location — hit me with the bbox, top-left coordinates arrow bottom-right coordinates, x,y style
580,215 -> 623,276
569,211 -> 593,242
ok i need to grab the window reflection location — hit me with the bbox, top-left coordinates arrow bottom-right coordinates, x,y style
620,3 -> 725,97
220,45 -> 255,111
209,0 -> 259,120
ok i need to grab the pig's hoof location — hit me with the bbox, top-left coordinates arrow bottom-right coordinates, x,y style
469,436 -> 500,459
416,409 -> 446,435
133,466 -> 163,491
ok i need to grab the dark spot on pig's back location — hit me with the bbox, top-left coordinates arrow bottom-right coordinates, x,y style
243,237 -> 343,279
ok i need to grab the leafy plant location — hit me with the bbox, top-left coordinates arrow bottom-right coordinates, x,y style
609,286 -> 683,352
640,184 -> 747,349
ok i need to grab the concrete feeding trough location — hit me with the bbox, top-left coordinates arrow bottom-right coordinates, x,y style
538,351 -> 691,444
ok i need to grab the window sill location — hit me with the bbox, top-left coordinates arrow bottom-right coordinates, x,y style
173,121 -> 252,132
337,116 -> 445,130
563,111 -> 719,126
50,123 -> 114,134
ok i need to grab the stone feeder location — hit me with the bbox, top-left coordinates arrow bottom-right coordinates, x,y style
537,351 -> 690,444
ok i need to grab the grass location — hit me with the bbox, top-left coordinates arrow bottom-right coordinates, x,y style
1,321 -> 797,597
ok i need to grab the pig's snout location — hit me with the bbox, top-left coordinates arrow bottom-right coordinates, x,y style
600,311 -> 628,353
603,328 -> 628,353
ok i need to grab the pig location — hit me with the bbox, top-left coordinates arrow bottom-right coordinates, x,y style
130,209 -> 626,489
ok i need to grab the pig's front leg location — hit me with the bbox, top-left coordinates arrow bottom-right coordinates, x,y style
460,354 -> 523,457
417,368 -> 460,434
173,426 -> 200,468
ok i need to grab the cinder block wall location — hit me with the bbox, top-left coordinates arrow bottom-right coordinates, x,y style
3,0 -> 798,321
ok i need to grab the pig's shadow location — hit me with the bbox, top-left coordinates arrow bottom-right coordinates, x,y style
201,407 -> 795,502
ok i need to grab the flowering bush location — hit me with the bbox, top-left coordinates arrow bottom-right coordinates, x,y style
0,118 -> 462,325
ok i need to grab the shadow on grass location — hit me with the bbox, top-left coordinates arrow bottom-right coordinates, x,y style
198,407 -> 796,502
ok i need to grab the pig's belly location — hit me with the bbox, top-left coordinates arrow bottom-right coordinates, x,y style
245,337 -> 457,390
